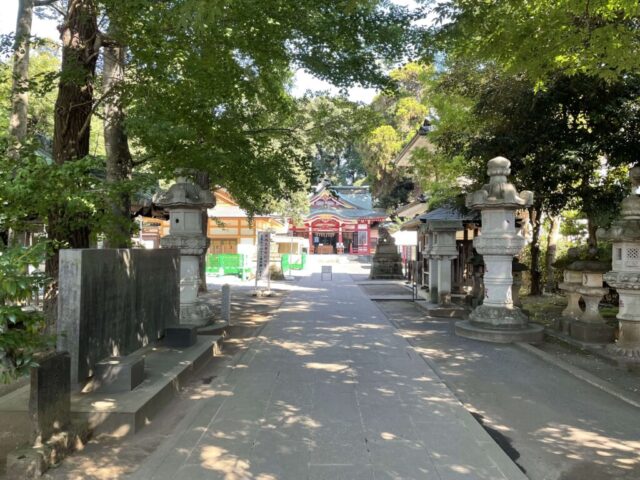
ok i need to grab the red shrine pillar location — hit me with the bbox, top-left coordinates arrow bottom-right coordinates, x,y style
337,224 -> 344,254
365,222 -> 371,254
308,225 -> 313,254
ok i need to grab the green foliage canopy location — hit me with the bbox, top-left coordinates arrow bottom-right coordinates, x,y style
429,0 -> 640,83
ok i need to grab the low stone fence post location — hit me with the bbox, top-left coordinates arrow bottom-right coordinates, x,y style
221,284 -> 231,324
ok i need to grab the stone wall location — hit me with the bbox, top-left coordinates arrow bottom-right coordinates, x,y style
57,249 -> 180,384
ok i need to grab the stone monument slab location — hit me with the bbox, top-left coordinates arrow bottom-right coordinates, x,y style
57,249 -> 180,385
29,352 -> 70,443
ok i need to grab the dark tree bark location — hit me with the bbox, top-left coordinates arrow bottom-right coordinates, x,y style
545,215 -> 560,292
195,171 -> 211,293
529,206 -> 543,296
587,217 -> 599,258
103,32 -> 133,248
44,0 -> 99,329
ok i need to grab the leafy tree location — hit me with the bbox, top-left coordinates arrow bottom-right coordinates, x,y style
0,242 -> 53,383
359,62 -> 435,206
2,0 -> 417,326
105,0 -> 415,212
429,0 -> 640,83
296,94 -> 376,186
427,62 -> 640,293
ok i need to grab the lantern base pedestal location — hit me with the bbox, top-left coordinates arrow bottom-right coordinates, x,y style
456,305 -> 542,343
570,321 -> 615,343
606,344 -> 640,363
455,320 -> 544,343
180,300 -> 215,327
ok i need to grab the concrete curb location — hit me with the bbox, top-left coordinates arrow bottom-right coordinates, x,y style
516,342 -> 640,410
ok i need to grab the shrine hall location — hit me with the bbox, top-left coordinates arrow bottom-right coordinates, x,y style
290,185 -> 386,255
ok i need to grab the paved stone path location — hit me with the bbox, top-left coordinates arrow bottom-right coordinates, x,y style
375,299 -> 640,480
131,266 -> 525,480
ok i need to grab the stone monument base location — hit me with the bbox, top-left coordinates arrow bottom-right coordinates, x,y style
370,244 -> 404,280
180,300 -> 215,327
92,356 -> 145,393
455,320 -> 544,343
570,321 -> 615,343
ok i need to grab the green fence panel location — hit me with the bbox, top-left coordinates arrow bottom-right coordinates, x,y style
281,253 -> 306,271
206,254 -> 251,279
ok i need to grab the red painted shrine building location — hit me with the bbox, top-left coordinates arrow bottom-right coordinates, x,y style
290,185 -> 387,255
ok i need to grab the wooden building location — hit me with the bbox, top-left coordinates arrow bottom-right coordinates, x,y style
206,190 -> 286,255
138,189 -> 286,254
290,185 -> 386,255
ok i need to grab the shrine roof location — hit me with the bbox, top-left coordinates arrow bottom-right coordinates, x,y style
307,207 -> 386,220
331,187 -> 373,210
418,206 -> 479,223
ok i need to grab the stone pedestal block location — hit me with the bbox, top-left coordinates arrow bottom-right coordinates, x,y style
165,326 -> 198,348
558,317 -> 573,335
29,352 -> 70,443
93,356 -> 145,393
575,286 -> 609,324
560,288 -> 583,319
428,257 -> 439,304
570,321 -> 615,343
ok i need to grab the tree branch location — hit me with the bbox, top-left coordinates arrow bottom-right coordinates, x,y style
242,128 -> 294,135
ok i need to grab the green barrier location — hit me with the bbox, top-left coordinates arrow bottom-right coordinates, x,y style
206,254 -> 252,279
281,253 -> 306,271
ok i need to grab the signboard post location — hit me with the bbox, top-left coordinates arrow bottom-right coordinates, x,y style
256,231 -> 272,293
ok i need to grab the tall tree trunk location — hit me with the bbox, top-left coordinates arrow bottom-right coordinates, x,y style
9,0 -> 34,159
44,0 -> 99,330
529,206 -> 543,296
545,215 -> 561,293
195,171 -> 211,293
103,33 -> 132,248
587,217 -> 598,258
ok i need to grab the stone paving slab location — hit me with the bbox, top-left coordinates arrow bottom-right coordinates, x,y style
130,265 -> 526,480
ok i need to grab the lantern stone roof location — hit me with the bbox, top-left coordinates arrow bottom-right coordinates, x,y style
154,178 -> 215,209
419,206 -> 479,223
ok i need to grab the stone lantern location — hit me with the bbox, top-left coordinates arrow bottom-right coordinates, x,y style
598,166 -> 640,360
456,157 -> 544,343
558,262 -> 584,333
424,230 -> 439,304
155,178 -> 216,326
429,220 -> 461,305
570,260 -> 613,343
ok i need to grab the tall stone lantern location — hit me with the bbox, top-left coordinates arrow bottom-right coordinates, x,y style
456,157 -> 544,343
598,166 -> 640,360
155,178 -> 216,326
